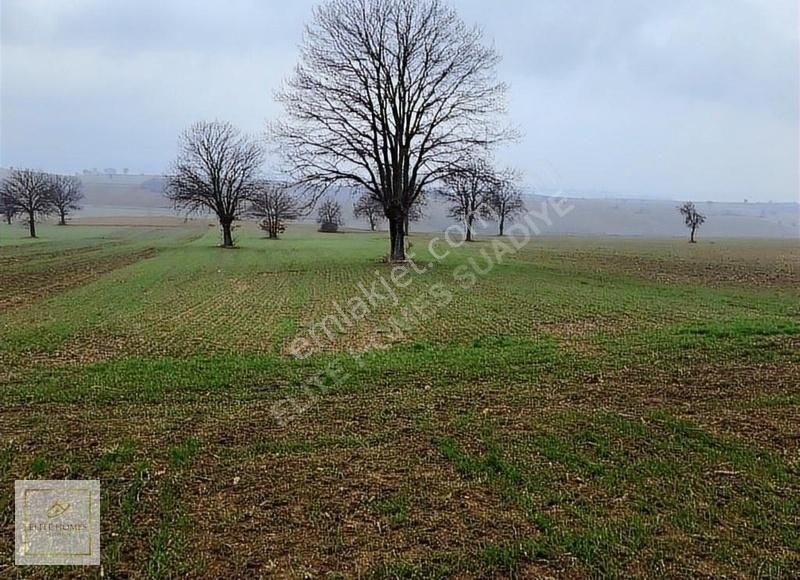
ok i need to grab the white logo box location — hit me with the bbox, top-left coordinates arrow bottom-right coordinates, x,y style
15,480 -> 101,566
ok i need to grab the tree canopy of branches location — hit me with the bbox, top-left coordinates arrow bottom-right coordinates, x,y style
353,193 -> 385,231
489,170 -> 525,236
317,199 -> 344,232
249,181 -> 301,239
439,159 -> 498,242
274,0 -> 511,261
166,120 -> 264,247
0,169 -> 55,237
49,175 -> 84,225
678,201 -> 707,243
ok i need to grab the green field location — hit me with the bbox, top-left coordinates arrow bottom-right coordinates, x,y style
1,222 -> 799,578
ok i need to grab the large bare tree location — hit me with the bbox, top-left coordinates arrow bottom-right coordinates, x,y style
0,169 -> 55,237
249,181 -> 301,239
166,121 -> 263,247
49,175 -> 84,225
439,158 -> 498,242
488,170 -> 525,236
274,0 -> 511,261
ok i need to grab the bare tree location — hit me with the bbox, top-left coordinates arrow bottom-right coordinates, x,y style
404,192 -> 428,237
353,193 -> 384,231
489,170 -> 525,236
1,190 -> 15,224
439,158 -> 498,242
678,201 -> 706,243
166,121 -> 263,247
274,0 -> 511,261
317,199 -> 344,232
0,169 -> 54,237
249,181 -> 301,239
49,175 -> 84,225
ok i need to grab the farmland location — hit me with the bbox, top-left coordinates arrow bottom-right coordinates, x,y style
1,221 -> 799,578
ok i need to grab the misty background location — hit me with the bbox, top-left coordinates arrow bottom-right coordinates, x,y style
1,0 -> 798,236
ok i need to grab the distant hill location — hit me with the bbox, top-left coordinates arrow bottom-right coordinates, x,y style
0,169 -> 170,209
1,168 -> 797,238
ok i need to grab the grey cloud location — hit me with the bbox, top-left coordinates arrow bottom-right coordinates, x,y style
1,0 -> 797,202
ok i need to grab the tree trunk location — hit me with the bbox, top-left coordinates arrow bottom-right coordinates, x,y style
690,225 -> 696,243
369,215 -> 376,231
28,213 -> 36,238
5,213 -> 12,225
59,209 -> 66,226
499,215 -> 505,236
466,216 -> 474,242
221,221 -> 234,247
404,215 -> 410,237
389,216 -> 406,262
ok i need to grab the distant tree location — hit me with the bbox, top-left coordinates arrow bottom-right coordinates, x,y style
353,193 -> 384,231
249,181 -> 301,239
1,189 -> 16,224
678,201 -> 706,243
123,168 -> 129,175
166,121 -> 264,248
317,199 -> 344,233
404,192 -> 428,237
439,159 -> 497,242
0,169 -> 54,237
104,168 -> 117,179
48,175 -> 84,225
488,170 -> 524,236
274,0 -> 511,262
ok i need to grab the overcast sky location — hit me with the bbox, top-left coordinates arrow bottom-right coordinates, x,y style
1,0 -> 797,202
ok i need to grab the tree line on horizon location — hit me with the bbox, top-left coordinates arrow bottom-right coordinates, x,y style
163,117 -> 527,247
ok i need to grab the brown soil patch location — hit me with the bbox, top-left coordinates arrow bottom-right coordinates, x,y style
0,247 -> 157,312
1,357 -> 798,577
585,252 -> 800,289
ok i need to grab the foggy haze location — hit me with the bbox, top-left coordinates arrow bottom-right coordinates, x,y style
1,0 -> 798,202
